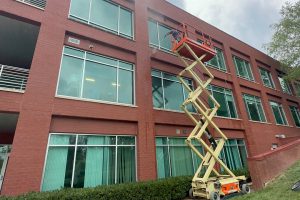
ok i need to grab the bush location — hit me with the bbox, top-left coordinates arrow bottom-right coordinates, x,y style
0,176 -> 192,200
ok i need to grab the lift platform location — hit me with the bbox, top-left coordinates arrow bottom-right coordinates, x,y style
168,25 -> 250,200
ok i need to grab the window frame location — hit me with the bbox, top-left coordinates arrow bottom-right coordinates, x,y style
155,136 -> 203,178
220,139 -> 248,170
151,69 -> 194,112
68,0 -> 134,40
289,105 -> 300,127
207,85 -> 238,119
259,67 -> 275,89
41,133 -> 137,191
148,19 -> 174,53
270,101 -> 289,126
278,76 -> 292,95
56,46 -> 136,106
206,47 -> 227,72
233,56 -> 254,82
243,94 -> 267,122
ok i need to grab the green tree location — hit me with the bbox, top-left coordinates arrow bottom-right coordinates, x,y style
265,1 -> 300,80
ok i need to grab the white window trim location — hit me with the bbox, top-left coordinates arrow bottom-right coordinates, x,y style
56,46 -> 136,107
68,0 -> 134,40
40,133 -> 137,191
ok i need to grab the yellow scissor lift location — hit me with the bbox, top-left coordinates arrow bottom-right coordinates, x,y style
168,26 -> 250,200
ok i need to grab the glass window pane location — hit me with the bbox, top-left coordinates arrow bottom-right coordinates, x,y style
279,107 -> 288,125
117,146 -> 136,183
119,62 -> 133,70
213,91 -> 229,117
234,57 -> 247,77
290,106 -> 300,127
119,8 -> 133,37
86,53 -> 117,66
148,20 -> 158,46
247,102 -> 260,121
158,25 -> 172,50
77,135 -> 116,145
49,134 -> 76,145
156,146 -> 170,178
169,138 -> 186,145
90,0 -> 118,32
169,146 -> 193,176
117,136 -> 135,145
84,146 -> 116,187
272,105 -> 284,124
227,95 -> 237,118
82,61 -> 117,102
42,146 -> 72,191
156,137 -> 168,145
151,70 -> 161,77
245,63 -> 254,80
152,77 -> 164,108
73,146 -> 87,188
163,80 -> 183,110
57,55 -> 83,97
118,70 -> 133,104
69,0 -> 90,22
256,103 -> 266,122
64,47 -> 85,58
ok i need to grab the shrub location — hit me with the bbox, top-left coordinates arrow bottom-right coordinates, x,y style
0,176 -> 192,200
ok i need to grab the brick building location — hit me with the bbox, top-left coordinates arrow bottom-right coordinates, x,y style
0,0 -> 299,195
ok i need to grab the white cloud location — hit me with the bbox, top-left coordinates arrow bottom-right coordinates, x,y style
168,0 -> 296,52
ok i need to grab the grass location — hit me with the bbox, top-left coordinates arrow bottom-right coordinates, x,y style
233,160 -> 300,200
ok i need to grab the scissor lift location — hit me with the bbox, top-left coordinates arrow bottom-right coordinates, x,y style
169,27 -> 250,200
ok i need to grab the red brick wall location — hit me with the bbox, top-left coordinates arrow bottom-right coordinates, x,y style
248,139 -> 300,189
0,0 -> 299,196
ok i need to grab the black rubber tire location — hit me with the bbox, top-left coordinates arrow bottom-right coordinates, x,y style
292,180 -> 300,191
241,184 -> 251,194
210,191 -> 220,200
189,188 -> 195,199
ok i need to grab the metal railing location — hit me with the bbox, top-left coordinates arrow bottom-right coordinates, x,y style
16,0 -> 47,10
0,65 -> 29,91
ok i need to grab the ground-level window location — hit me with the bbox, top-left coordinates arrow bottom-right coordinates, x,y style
243,94 -> 266,122
151,69 -> 194,112
42,134 -> 136,191
155,137 -> 204,178
270,101 -> 288,125
220,139 -> 248,171
289,106 -> 300,127
207,85 -> 238,118
57,46 -> 134,105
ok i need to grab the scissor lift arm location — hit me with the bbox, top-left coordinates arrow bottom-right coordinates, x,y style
170,29 -> 250,200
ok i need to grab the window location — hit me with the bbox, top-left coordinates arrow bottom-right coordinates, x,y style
220,139 -> 248,170
259,68 -> 275,89
233,56 -> 254,81
270,101 -> 288,125
278,76 -> 292,95
206,47 -> 227,71
156,137 -> 204,178
152,70 -> 194,112
57,46 -> 134,105
148,19 -> 173,51
294,82 -> 300,97
243,94 -> 266,122
289,106 -> 300,127
207,85 -> 238,118
69,0 -> 133,39
42,134 -> 136,191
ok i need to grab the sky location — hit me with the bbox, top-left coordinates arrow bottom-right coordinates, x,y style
167,0 -> 297,53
